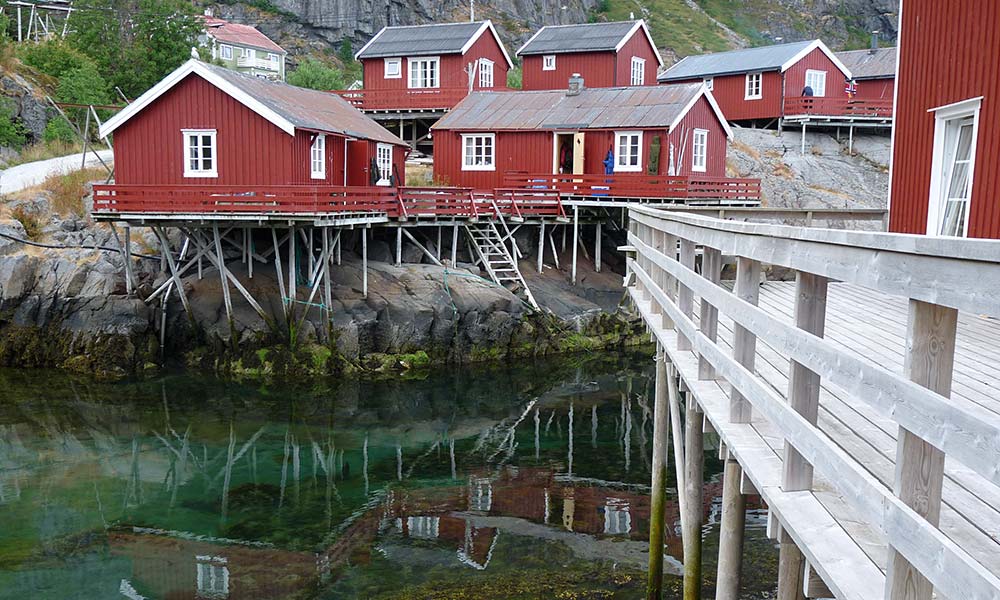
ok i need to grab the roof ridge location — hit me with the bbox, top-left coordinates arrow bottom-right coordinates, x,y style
381,20 -> 488,30
533,19 -> 640,29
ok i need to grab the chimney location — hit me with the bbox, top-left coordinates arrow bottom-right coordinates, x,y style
870,30 -> 880,53
204,7 -> 214,17
567,73 -> 584,96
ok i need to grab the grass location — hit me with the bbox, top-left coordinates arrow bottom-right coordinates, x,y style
5,140 -> 85,167
591,0 -> 735,56
40,166 -> 106,217
10,205 -> 42,239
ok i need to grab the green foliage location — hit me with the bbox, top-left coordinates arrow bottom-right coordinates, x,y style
57,62 -> 110,106
0,13 -> 10,48
42,118 -> 77,144
287,58 -> 348,91
507,66 -> 522,89
337,39 -> 354,65
18,41 -> 94,79
0,100 -> 27,149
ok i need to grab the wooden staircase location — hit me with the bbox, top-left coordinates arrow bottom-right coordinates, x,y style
465,213 -> 539,310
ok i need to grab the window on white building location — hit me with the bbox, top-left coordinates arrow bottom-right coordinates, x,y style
692,129 -> 708,173
196,556 -> 229,599
703,77 -> 714,91
745,72 -> 762,100
928,97 -> 981,237
408,57 -> 440,89
614,131 -> 642,172
462,134 -> 495,171
804,69 -> 827,97
182,130 -> 217,178
310,134 -> 326,179
384,57 -> 402,79
479,59 -> 494,88
630,57 -> 645,86
268,53 -> 279,65
219,44 -> 233,60
542,55 -> 556,71
376,143 -> 393,185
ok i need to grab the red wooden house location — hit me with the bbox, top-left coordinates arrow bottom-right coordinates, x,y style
836,46 -> 896,102
431,81 -> 734,191
516,20 -> 662,91
347,20 -> 513,112
889,0 -> 1000,238
659,40 -> 856,123
99,59 -> 408,193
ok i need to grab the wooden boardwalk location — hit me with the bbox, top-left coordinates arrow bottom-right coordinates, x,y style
627,208 -> 1000,600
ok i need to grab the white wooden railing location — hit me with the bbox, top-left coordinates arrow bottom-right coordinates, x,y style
626,206 -> 1000,600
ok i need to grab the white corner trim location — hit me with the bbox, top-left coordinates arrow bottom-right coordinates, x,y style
100,60 -> 296,139
615,20 -> 664,67
355,26 -> 389,60
461,20 -> 514,69
780,39 -> 853,80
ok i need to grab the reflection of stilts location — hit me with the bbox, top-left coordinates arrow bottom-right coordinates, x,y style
449,438 -> 456,480
220,423 -> 236,523
591,404 -> 598,449
567,400 -> 574,477
647,351 -> 670,599
363,435 -> 370,494
534,409 -> 540,461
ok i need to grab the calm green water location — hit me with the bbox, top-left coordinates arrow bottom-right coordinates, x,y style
0,351 -> 778,599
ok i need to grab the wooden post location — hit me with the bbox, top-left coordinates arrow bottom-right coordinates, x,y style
436,226 -> 442,262
848,125 -> 854,155
801,122 -> 807,155
698,246 -> 722,380
395,227 -> 402,266
647,349 -> 671,599
572,205 -> 579,285
537,220 -> 545,274
730,257 -> 761,423
885,300 -> 956,600
362,228 -> 368,298
153,226 -> 193,323
677,239 -> 696,351
594,222 -> 602,273
212,226 -> 234,335
451,224 -> 459,265
777,528 -> 806,600
122,225 -> 134,296
715,457 -> 747,600
288,226 -> 297,319
683,388 -> 704,600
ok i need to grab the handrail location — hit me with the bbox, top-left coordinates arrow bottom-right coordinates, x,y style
503,172 -> 762,202
783,96 -> 893,118
332,87 -> 476,111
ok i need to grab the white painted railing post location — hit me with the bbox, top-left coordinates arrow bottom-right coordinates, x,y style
677,238 -> 696,351
730,257 -> 761,423
698,246 -> 722,380
885,299 -> 957,600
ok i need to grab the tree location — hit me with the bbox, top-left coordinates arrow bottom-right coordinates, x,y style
0,100 -> 27,149
287,59 -> 348,91
18,40 -> 94,79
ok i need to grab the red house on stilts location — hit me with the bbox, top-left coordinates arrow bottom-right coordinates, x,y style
889,0 -> 1000,238
836,45 -> 896,104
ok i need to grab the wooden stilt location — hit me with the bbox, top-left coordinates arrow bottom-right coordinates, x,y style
272,228 -> 288,322
335,230 -> 342,265
395,227 -> 403,266
322,229 -> 333,335
715,457 -> 747,600
288,226 -> 297,321
801,122 -> 807,155
451,224 -> 459,265
848,125 -> 854,155
776,529 -> 806,600
362,228 -> 368,298
153,226 -> 194,323
595,222 -> 602,273
682,388 -> 704,600
402,228 -> 442,266
666,363 -> 687,530
436,226 -> 442,262
122,224 -> 135,295
647,349 -> 671,600
212,226 -> 235,337
571,205 -> 579,285
548,230 -> 560,270
537,220 -> 545,274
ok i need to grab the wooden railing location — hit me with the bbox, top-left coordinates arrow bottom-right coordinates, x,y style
627,207 -> 1000,600
503,172 -> 761,202
783,96 -> 893,118
333,87 -> 474,111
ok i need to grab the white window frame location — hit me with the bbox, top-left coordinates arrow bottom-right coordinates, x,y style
376,143 -> 393,185
219,44 -> 233,60
804,69 -> 827,97
542,55 -> 556,71
461,133 -> 495,171
703,77 -> 714,91
614,130 -> 643,173
195,555 -> 229,599
408,56 -> 440,89
310,134 -> 326,180
630,57 -> 645,86
182,129 -> 218,178
745,72 -> 762,100
926,97 -> 982,237
478,58 -> 494,88
384,57 -> 402,79
268,53 -> 279,64
691,128 -> 708,173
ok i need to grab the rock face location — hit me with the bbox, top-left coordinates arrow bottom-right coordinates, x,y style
0,71 -> 53,147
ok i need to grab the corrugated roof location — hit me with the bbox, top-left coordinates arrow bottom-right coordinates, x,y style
836,47 -> 896,80
356,21 -> 489,59
433,84 -> 705,131
202,63 -> 405,146
203,16 -> 285,54
660,40 -> 817,81
517,20 -> 641,56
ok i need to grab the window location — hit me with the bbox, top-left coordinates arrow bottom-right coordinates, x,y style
196,556 -> 229,599
268,53 -> 279,64
630,57 -> 645,86
603,499 -> 632,535
469,478 -> 493,512
804,69 -> 827,97
703,77 -> 714,91
219,44 -> 233,60
376,143 -> 393,185
614,131 -> 642,172
462,134 -> 495,171
408,57 -> 440,89
543,55 -> 556,71
478,59 -> 494,88
691,129 -> 708,173
407,516 -> 440,539
745,72 -> 762,100
384,57 -> 402,79
182,130 -> 217,178
310,134 -> 326,179
928,98 -> 981,237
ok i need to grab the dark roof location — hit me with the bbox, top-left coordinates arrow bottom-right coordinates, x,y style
661,40 -> 829,81
433,84 -> 713,131
516,20 -> 643,56
836,47 -> 896,80
356,21 -> 490,59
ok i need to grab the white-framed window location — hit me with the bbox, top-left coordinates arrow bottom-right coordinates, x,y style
268,53 -> 279,64
462,133 -> 495,171
310,134 -> 326,180
384,57 -> 402,79
804,69 -> 827,97
478,58 -> 494,88
196,556 -> 229,599
927,97 -> 981,237
703,77 -> 714,91
243,48 -> 255,61
630,57 -> 645,86
408,56 -> 440,89
469,478 -> 493,512
182,130 -> 218,178
745,72 -> 762,100
542,55 -> 556,71
376,143 -> 393,185
219,44 -> 233,60
691,129 -> 708,173
603,499 -> 632,535
614,130 -> 642,172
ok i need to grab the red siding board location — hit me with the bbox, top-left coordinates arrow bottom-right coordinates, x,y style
521,28 -> 658,91
855,77 -> 895,101
614,31 -> 660,86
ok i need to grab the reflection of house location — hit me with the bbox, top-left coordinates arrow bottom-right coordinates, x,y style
201,12 -> 287,81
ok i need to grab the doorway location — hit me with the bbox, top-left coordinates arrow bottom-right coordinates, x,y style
553,132 -> 585,175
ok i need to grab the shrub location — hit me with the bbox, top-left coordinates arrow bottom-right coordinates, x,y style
41,167 -> 105,216
10,206 -> 41,239
43,118 -> 77,144
0,101 -> 27,149
287,58 -> 348,91
19,40 -> 94,79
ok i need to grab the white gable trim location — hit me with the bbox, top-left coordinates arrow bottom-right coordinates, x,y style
780,39 -> 853,79
667,85 -> 733,139
614,20 -> 664,67
515,26 -> 545,57
460,21 -> 514,69
99,60 -> 295,139
354,26 -> 389,61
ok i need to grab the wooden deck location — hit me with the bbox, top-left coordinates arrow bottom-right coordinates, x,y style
627,208 -> 1000,600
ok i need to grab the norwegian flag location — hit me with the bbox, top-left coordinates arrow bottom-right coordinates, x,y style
845,79 -> 857,98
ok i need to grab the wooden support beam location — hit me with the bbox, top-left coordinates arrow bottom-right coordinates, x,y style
683,387 -> 704,600
402,228 -> 442,266
595,222 -> 602,273
715,457 -> 747,600
362,228 -> 369,298
667,362 -> 687,526
212,226 -> 234,336
288,226 -> 297,321
271,228 -> 288,322
451,224 -> 459,266
153,227 -> 193,322
698,246 -> 722,380
777,537 -> 806,600
730,257 -> 761,423
572,205 -> 579,285
803,562 -> 833,598
121,224 -> 135,295
549,230 -> 560,270
322,229 -> 333,335
647,349 -> 671,599
537,220 -> 545,274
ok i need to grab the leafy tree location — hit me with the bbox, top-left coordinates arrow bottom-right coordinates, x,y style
287,58 -> 348,91
43,117 -> 77,144
0,100 -> 27,149
507,66 -> 522,89
18,41 -> 94,79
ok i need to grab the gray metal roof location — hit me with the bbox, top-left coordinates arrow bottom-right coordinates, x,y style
432,84 -> 705,131
660,40 -> 817,81
517,20 -> 641,56
356,21 -> 489,59
204,63 -> 406,146
836,48 -> 896,80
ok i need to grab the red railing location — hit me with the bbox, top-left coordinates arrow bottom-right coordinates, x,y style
783,96 -> 893,118
333,87 -> 474,111
502,173 -> 761,202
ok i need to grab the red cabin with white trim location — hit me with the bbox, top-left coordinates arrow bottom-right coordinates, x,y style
836,47 -> 896,103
